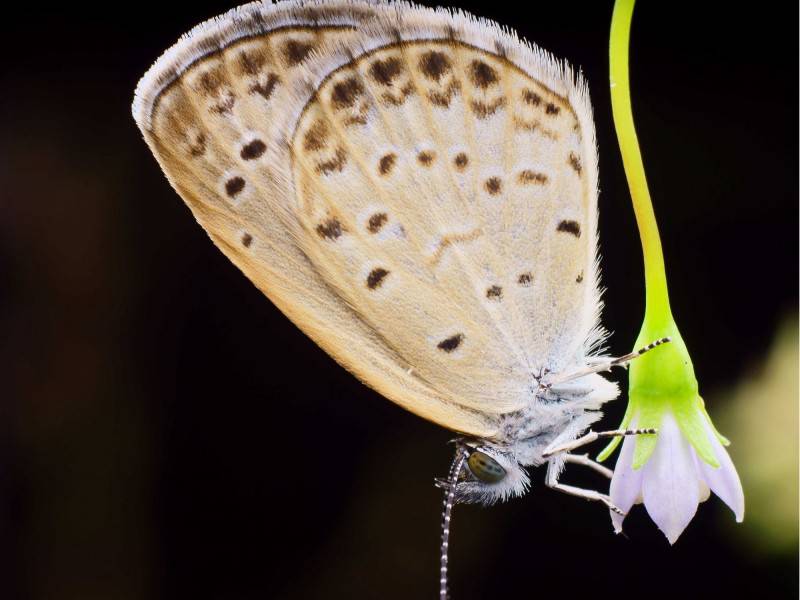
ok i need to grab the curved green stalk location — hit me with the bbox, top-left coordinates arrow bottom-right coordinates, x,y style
597,0 -> 721,468
608,0 -> 671,324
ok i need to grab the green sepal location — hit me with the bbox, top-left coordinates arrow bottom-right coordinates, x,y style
674,396 -> 720,468
631,393 -> 667,469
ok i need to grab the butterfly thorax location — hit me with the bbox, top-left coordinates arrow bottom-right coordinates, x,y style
452,370 -> 618,504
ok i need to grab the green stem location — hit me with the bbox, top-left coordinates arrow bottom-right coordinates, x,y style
609,0 -> 672,326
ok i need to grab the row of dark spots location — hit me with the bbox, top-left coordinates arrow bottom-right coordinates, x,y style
204,39 -> 303,108
470,96 -> 507,119
224,139 -> 269,197
317,213 -> 391,240
485,273 -> 534,299
418,52 -> 499,90
521,88 -> 560,115
378,151 -> 468,176
373,149 -> 479,177
376,155 -> 545,194
485,172 -> 546,194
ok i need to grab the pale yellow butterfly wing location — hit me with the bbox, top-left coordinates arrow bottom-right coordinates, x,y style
132,1 -> 602,439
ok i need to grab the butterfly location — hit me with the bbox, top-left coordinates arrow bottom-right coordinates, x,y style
133,1 -> 663,593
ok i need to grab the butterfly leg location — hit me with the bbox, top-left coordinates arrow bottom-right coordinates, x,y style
545,458 -> 624,515
542,427 -> 657,458
563,453 -> 613,479
544,337 -> 671,387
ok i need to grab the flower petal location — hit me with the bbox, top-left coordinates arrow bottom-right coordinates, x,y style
697,473 -> 711,503
609,426 -> 643,534
642,413 -> 701,544
696,416 -> 745,522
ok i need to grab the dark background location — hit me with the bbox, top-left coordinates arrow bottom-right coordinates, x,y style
1,1 -> 797,598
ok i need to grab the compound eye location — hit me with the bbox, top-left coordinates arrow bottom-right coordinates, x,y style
467,450 -> 507,483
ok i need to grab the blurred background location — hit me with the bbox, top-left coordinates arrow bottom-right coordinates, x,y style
0,1 -> 797,598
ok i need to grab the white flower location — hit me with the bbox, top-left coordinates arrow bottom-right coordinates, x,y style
610,412 -> 745,544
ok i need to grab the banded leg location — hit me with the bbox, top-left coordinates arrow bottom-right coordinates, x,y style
545,337 -> 671,387
545,458 -> 624,515
542,427 -> 657,458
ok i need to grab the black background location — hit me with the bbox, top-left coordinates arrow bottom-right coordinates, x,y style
1,1 -> 797,598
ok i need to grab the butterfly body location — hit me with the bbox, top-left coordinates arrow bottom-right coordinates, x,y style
133,0 -> 618,505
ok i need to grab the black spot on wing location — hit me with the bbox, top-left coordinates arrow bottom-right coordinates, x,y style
437,334 -> 464,353
369,56 -> 404,85
469,60 -> 499,88
378,153 -> 396,175
557,220 -> 581,237
568,151 -> 582,175
331,77 -> 364,109
225,176 -> 245,198
283,39 -> 314,66
484,177 -> 502,195
249,73 -> 280,101
316,217 -> 344,240
417,151 -> 435,166
486,285 -> 503,300
366,267 -> 389,289
418,50 -> 451,81
240,139 -> 266,160
368,212 -> 388,233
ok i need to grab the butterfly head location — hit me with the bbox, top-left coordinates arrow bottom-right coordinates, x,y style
448,443 -> 530,506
